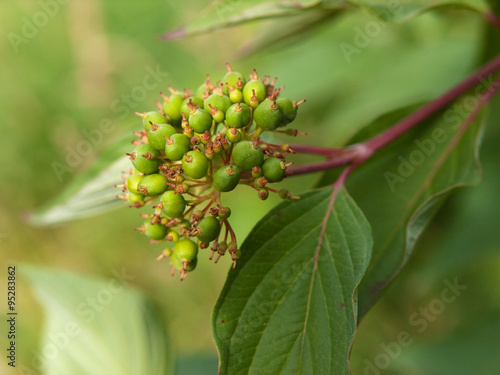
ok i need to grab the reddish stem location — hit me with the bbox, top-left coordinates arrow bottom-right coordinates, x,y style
485,11 -> 500,32
288,53 -> 500,176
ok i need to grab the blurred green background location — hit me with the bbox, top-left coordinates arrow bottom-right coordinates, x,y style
1,0 -> 499,374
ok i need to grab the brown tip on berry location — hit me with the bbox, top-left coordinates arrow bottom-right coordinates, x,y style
226,63 -> 233,72
134,112 -> 146,119
236,77 -> 244,89
167,86 -> 177,95
126,152 -> 136,160
294,99 -> 306,107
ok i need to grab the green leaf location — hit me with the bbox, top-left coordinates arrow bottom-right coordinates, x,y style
212,188 -> 373,374
348,0 -> 488,23
27,134 -> 132,227
22,266 -> 174,375
318,103 -> 486,318
162,0 -> 345,40
237,8 -> 342,57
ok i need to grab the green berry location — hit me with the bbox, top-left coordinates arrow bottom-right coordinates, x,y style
166,231 -> 180,242
161,191 -> 186,218
226,127 -> 242,143
127,192 -> 144,205
254,100 -> 282,131
147,123 -> 177,151
163,94 -> 184,125
197,216 -> 221,243
276,98 -> 297,126
222,64 -> 246,94
171,253 -> 198,272
195,83 -> 207,99
144,220 -> 168,240
232,141 -> 264,171
262,157 -> 286,183
165,133 -> 191,161
126,174 -> 143,194
229,88 -> 243,103
138,174 -> 167,197
181,97 -> 204,119
174,239 -> 199,261
258,188 -> 269,200
188,108 -> 212,134
218,206 -> 231,220
130,144 -> 161,174
204,93 -> 232,116
226,103 -> 251,129
243,80 -> 266,107
182,150 -> 209,179
141,111 -> 167,131
213,165 -> 241,192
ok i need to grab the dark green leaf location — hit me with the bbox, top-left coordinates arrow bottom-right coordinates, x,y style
318,103 -> 486,318
213,188 -> 372,374
162,0 -> 345,40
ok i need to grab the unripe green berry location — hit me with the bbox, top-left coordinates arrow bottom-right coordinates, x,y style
195,83 -> 207,99
182,150 -> 209,179
130,144 -> 162,174
254,100 -> 282,131
141,111 -> 167,131
232,141 -> 264,171
126,174 -> 143,194
171,253 -> 197,272
188,107 -> 212,134
204,93 -> 232,116
166,231 -> 180,242
218,206 -> 231,220
144,220 -> 168,240
213,165 -> 241,192
165,133 -> 191,161
261,157 -> 286,182
181,97 -> 204,119
197,216 -> 221,243
226,127 -> 242,143
251,166 -> 262,178
161,191 -> 186,218
127,192 -> 145,205
226,103 -> 251,129
229,88 -> 243,103
258,188 -> 269,200
276,98 -> 297,126
147,123 -> 177,151
137,174 -> 168,197
243,80 -> 266,107
278,188 -> 291,199
222,65 -> 246,95
174,239 -> 199,261
163,94 -> 184,125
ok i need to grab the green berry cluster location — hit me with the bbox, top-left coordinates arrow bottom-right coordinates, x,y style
116,64 -> 305,280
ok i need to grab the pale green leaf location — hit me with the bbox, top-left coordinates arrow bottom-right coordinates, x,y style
22,266 -> 174,375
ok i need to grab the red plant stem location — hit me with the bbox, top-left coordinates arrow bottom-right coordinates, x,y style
364,54 -> 500,154
485,11 -> 500,31
287,144 -> 345,157
287,53 -> 500,176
